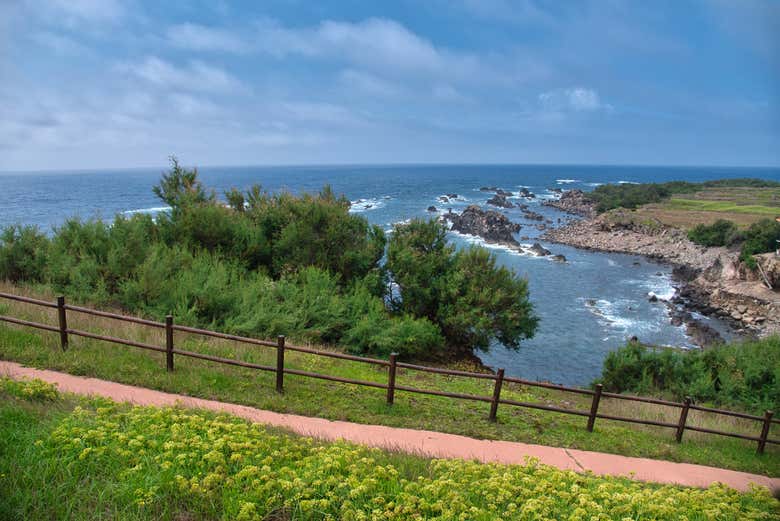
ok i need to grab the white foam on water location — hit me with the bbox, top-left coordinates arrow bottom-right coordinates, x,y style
606,259 -> 619,267
556,179 -> 579,184
122,206 -> 171,215
617,180 -> 640,185
583,297 -> 647,332
448,229 -> 524,256
349,197 -> 388,213
585,182 -> 603,187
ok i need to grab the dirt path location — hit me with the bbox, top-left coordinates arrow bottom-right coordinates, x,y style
2,361 -> 777,494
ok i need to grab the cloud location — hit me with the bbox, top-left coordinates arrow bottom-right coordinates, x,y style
538,87 -> 611,113
432,84 -> 470,103
31,0 -> 126,26
339,69 -> 403,98
120,56 -> 246,94
252,17 -> 514,86
31,31 -> 92,56
166,23 -> 248,53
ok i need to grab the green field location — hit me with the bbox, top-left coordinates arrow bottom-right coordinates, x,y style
1,284 -> 777,477
1,378 -> 777,520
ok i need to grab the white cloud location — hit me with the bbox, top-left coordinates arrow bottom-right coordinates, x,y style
538,87 -> 610,113
166,23 -> 248,53
121,56 -> 246,94
339,69 -> 403,98
32,0 -> 126,25
252,17 -> 510,86
31,31 -> 92,56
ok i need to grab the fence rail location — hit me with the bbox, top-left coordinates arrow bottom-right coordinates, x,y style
0,291 -> 777,454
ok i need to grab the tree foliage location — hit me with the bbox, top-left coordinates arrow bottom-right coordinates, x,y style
0,160 -> 536,359
687,219 -> 741,247
387,218 -> 538,352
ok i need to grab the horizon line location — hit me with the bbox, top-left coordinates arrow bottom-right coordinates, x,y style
3,160 -> 780,176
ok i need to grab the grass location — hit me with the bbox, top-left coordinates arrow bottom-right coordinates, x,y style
0,283 -> 778,478
634,187 -> 780,230
1,378 -> 777,520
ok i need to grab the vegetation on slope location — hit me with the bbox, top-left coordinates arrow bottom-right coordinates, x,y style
685,218 -> 780,267
0,158 -> 537,359
586,178 -> 780,213
1,378 -> 777,520
597,337 -> 780,414
0,293 -> 777,476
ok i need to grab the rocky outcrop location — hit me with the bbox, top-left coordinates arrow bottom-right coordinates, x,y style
486,194 -> 515,209
444,205 -> 521,247
528,243 -> 551,256
544,210 -> 780,337
427,206 -> 437,212
541,189 -> 596,217
518,187 -> 535,199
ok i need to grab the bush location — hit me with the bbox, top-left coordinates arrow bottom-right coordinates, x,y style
596,337 -> 780,413
387,219 -> 538,353
0,225 -> 49,283
739,218 -> 780,268
687,219 -> 741,247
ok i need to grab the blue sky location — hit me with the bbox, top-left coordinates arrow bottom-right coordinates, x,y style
1,0 -> 778,170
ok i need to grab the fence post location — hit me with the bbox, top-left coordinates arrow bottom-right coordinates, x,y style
386,353 -> 398,405
488,368 -> 505,422
676,397 -> 692,443
276,335 -> 285,393
165,315 -> 174,372
586,384 -> 603,432
757,410 -> 773,454
56,296 -> 68,351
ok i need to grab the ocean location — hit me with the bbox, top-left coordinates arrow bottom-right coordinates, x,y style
2,163 -> 779,385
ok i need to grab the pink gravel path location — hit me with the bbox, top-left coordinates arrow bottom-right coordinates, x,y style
2,360 -> 777,494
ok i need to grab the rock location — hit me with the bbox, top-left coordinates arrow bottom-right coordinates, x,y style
486,194 -> 515,209
438,196 -> 449,203
427,206 -> 437,212
479,186 -> 499,192
648,292 -> 658,302
447,193 -> 458,199
528,242 -> 552,256
731,311 -> 743,320
496,188 -> 514,197
541,189 -> 595,217
521,235 -> 529,240
522,209 -> 544,221
444,205 -> 521,247
551,254 -> 566,262
518,187 -> 535,199
737,305 -> 748,314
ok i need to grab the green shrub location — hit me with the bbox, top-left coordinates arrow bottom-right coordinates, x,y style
739,218 -> 780,268
687,219 -> 741,247
387,219 -> 538,352
0,225 -> 49,282
597,337 -> 780,413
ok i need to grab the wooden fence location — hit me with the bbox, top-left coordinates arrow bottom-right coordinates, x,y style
0,291 -> 777,454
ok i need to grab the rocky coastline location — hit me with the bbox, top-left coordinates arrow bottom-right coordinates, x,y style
542,192 -> 780,342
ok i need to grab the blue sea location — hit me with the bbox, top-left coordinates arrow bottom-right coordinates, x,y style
2,164 -> 779,385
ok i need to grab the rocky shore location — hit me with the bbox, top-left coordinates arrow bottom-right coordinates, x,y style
543,194 -> 780,341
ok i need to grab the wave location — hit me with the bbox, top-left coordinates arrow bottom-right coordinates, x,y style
556,179 -> 579,184
349,197 -> 388,213
617,180 -> 640,185
585,182 -> 603,187
583,298 -> 647,332
122,206 -> 171,215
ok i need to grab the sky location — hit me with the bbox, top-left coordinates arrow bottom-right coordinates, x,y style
1,0 -> 778,171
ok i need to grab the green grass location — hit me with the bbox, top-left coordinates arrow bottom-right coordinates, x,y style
665,199 -> 780,216
1,378 -> 777,520
0,294 -> 778,478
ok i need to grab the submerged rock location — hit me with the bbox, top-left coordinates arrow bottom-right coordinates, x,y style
528,243 -> 552,256
486,194 -> 515,209
427,206 -> 437,212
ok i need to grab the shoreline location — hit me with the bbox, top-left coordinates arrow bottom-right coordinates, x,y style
541,200 -> 780,343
